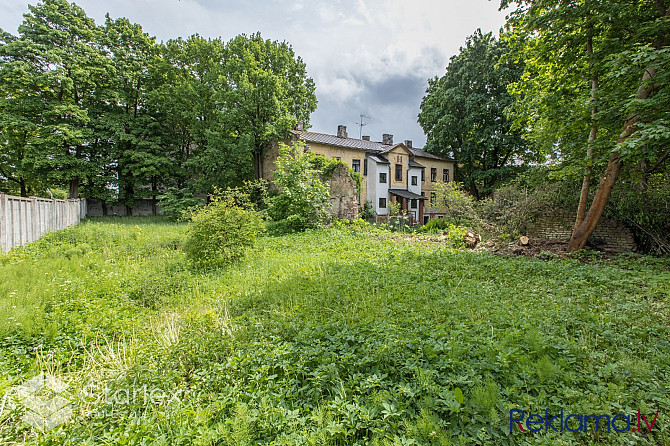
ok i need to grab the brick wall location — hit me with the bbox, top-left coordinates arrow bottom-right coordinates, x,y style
528,212 -> 637,252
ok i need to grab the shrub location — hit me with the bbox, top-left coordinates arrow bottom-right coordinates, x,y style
361,200 -> 376,222
183,192 -> 264,269
430,181 -> 480,226
422,218 -> 451,232
158,187 -> 205,220
268,142 -> 331,233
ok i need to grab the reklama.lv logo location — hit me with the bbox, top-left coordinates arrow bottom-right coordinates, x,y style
510,409 -> 659,434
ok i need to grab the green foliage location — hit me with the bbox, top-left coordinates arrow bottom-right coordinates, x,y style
1,220 -> 669,444
387,200 -> 402,217
268,142 -> 331,233
157,187 -> 205,220
606,172 -> 670,254
183,191 -> 264,269
429,181 -> 480,225
361,200 -> 376,222
219,32 -> 317,178
0,4 -> 316,203
500,0 -> 670,244
419,29 -> 532,198
422,218 -> 451,232
418,220 -> 468,247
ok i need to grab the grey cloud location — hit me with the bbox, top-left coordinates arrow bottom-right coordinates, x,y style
0,0 -> 507,148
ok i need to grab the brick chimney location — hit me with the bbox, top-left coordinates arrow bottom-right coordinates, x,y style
337,125 -> 348,138
362,135 -> 370,141
404,140 -> 412,149
382,134 -> 393,145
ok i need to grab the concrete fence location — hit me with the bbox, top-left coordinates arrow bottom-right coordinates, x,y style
0,194 -> 87,254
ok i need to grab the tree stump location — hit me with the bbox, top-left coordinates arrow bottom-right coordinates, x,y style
464,229 -> 481,248
519,236 -> 530,246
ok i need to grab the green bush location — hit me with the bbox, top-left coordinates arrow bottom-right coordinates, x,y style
158,187 -> 205,220
423,218 -> 451,232
265,214 -> 308,236
184,193 -> 264,269
268,142 -> 331,232
361,200 -> 376,222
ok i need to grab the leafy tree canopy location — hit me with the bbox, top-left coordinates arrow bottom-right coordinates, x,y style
419,29 -> 533,199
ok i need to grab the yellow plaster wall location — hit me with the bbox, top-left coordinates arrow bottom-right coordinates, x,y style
386,146 -> 410,189
419,157 -> 455,216
302,142 -> 369,202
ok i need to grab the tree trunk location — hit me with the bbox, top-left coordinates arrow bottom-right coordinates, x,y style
468,178 -> 480,200
69,178 -> 79,199
567,66 -> 657,251
20,178 -> 27,197
573,28 -> 599,235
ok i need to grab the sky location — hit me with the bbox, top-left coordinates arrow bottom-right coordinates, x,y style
0,0 -> 510,148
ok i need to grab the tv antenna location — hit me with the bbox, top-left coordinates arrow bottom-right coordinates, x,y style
356,114 -> 371,139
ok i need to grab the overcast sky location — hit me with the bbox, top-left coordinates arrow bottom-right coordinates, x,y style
0,0 -> 509,147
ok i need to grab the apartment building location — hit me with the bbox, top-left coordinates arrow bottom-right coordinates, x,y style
276,125 -> 455,224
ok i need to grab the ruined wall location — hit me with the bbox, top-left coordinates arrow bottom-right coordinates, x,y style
87,199 -> 161,217
326,163 -> 359,221
528,212 -> 637,252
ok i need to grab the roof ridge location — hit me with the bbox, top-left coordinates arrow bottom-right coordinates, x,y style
292,129 -> 453,161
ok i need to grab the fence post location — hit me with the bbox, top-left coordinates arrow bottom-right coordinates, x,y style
0,194 -> 6,253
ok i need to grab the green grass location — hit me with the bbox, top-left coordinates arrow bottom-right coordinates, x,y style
0,217 -> 669,445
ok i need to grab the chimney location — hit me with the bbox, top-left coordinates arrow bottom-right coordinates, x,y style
382,134 -> 393,145
404,140 -> 412,149
295,122 -> 304,131
362,135 -> 370,141
337,125 -> 348,138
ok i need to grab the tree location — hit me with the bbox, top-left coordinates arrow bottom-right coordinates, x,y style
418,29 -> 531,199
501,0 -> 670,250
219,33 -> 317,179
0,30 -> 42,196
15,0 -> 112,198
96,15 -> 172,213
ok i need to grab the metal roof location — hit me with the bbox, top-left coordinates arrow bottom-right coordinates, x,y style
368,154 -> 390,164
293,130 -> 454,162
408,159 -> 425,168
388,189 -> 426,200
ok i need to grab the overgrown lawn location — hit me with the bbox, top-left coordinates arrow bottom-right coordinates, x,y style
0,217 -> 669,445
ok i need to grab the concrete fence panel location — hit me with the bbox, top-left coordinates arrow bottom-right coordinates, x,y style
0,194 -> 86,254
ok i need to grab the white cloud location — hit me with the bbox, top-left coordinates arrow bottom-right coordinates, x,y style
0,0 -> 508,146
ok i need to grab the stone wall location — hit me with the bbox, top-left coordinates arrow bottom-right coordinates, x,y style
87,199 -> 161,217
326,163 -> 359,220
528,212 -> 637,252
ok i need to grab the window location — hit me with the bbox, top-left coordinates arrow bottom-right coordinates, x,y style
379,198 -> 387,208
421,169 -> 425,182
431,168 -> 437,182
443,168 -> 450,182
379,172 -> 387,183
395,164 -> 403,182
352,159 -> 360,173
335,156 -> 341,161
423,215 -> 430,225
411,199 -> 418,209
363,159 -> 368,176
430,192 -> 436,205
411,176 -> 418,186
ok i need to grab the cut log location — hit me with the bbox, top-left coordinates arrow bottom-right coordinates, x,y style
464,229 -> 481,249
519,236 -> 530,246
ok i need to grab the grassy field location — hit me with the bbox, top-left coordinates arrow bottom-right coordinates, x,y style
0,217 -> 669,445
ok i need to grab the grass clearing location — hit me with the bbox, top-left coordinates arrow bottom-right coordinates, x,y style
0,217 -> 669,445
